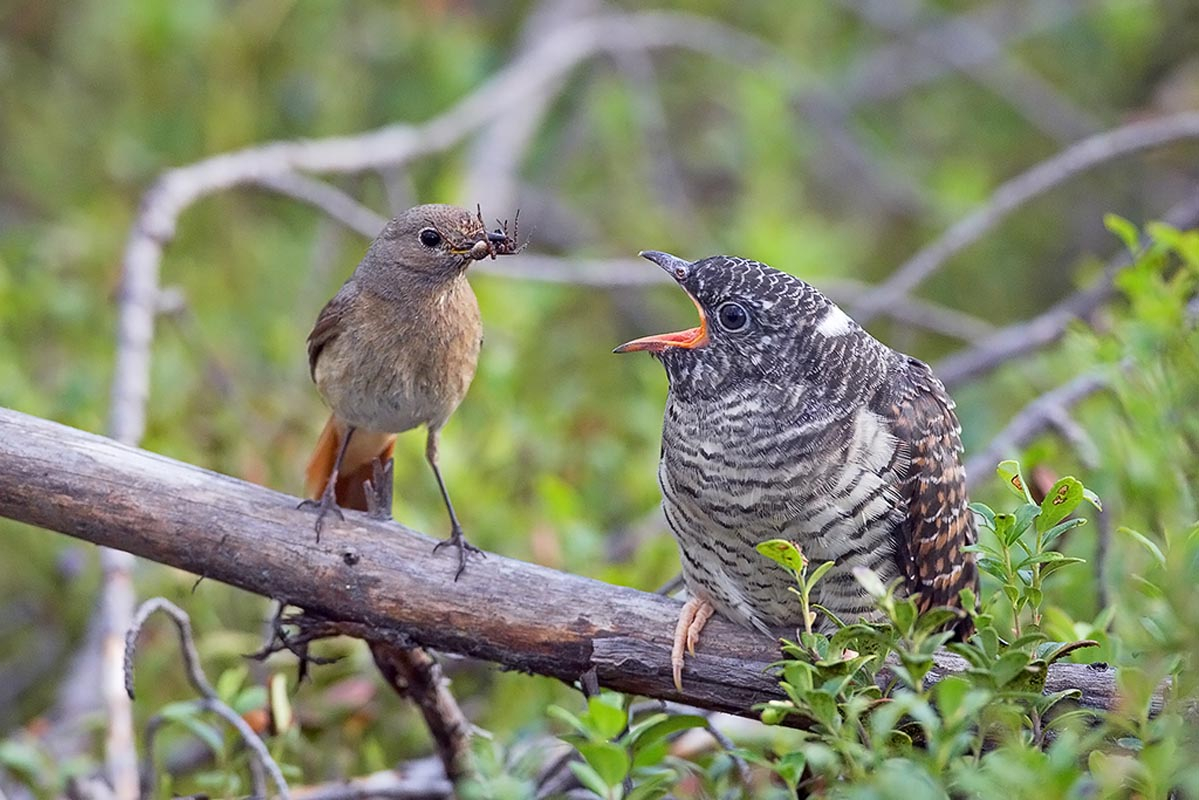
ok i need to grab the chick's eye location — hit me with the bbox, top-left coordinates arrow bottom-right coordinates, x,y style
717,301 -> 749,332
419,228 -> 442,248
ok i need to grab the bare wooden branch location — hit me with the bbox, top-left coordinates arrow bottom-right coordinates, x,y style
0,406 -> 1151,722
125,598 -> 290,799
851,112 -> 1199,324
936,186 -> 1199,389
965,372 -> 1112,491
291,759 -> 451,800
368,644 -> 474,785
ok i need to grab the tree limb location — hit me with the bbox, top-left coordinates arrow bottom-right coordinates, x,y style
851,112 -> 1199,324
0,406 -> 1153,720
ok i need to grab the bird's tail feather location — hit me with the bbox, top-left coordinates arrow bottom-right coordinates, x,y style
304,415 -> 396,511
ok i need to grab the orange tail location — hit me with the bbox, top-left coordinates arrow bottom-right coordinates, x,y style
305,416 -> 396,512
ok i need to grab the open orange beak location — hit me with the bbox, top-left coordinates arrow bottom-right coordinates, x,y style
613,251 -> 708,354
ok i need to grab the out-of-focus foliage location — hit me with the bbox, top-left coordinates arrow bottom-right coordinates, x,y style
1,0 -> 1198,796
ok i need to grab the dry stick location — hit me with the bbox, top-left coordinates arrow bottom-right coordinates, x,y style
851,112 -> 1199,325
834,0 -> 1100,142
0,407 -> 1160,723
125,598 -> 290,800
367,644 -> 475,785
935,186 -> 1199,390
841,0 -> 1085,108
964,372 -> 1112,492
290,759 -> 451,800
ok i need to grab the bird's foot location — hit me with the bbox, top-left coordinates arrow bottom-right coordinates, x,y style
297,483 -> 344,542
432,525 -> 484,581
364,458 -> 394,521
671,596 -> 715,692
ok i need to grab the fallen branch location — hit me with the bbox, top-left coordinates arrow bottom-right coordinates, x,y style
0,406 -> 1151,721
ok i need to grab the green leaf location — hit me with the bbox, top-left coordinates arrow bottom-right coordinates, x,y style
990,651 -> 1033,688
996,460 -> 1034,503
587,695 -> 628,740
0,739 -> 50,781
1105,213 -> 1142,254
1039,557 -> 1087,579
214,663 -> 248,703
577,741 -> 630,788
627,714 -> 706,752
852,566 -> 887,599
1082,487 -> 1103,512
232,685 -> 267,716
546,704 -> 587,735
1040,517 -> 1088,548
569,760 -> 614,797
756,539 -> 805,576
1013,504 -> 1042,542
807,560 -> 836,588
934,675 -> 970,720
775,751 -> 807,790
802,690 -> 840,730
969,502 -> 996,530
161,702 -> 225,756
1037,476 -> 1085,532
1117,527 -> 1166,568
626,772 -> 675,800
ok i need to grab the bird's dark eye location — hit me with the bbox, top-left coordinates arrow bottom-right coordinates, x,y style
419,228 -> 442,248
717,301 -> 749,332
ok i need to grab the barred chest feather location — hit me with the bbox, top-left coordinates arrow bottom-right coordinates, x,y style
658,383 -> 909,635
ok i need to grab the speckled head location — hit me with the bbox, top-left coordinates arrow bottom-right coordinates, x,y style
613,250 -> 865,394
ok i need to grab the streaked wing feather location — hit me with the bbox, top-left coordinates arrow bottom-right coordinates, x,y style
888,359 -> 978,620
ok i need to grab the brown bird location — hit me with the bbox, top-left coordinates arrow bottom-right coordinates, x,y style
614,251 -> 977,689
303,204 -> 515,576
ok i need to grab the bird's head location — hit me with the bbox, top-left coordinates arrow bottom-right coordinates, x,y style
369,204 -> 516,284
614,251 -> 868,395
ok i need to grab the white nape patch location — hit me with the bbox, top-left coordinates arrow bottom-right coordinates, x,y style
815,304 -> 855,337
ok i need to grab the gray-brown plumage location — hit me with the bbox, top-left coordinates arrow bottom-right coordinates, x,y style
614,251 -> 977,688
303,204 -> 514,577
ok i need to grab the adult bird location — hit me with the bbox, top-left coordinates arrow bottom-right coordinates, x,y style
303,204 -> 515,577
614,250 -> 977,689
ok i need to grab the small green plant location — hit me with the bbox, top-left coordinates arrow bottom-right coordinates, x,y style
545,692 -> 708,800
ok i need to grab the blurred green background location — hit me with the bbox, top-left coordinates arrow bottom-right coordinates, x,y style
2,0 -> 1198,792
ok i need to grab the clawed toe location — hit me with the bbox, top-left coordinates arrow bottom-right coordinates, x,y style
299,488 -> 344,542
433,527 -> 485,580
671,596 -> 715,692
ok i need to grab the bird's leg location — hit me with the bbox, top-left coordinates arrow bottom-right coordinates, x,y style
671,595 -> 715,692
365,456 -> 394,521
298,426 -> 354,542
426,428 -> 483,580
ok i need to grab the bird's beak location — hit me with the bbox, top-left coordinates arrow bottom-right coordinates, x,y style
613,251 -> 708,354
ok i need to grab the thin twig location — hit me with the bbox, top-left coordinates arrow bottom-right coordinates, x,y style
368,644 -> 476,785
841,0 -> 1086,108
964,372 -> 1111,491
249,173 -> 386,238
935,185 -> 1199,389
852,112 -> 1199,324
125,598 -> 291,800
291,759 -> 452,800
836,0 -> 1100,142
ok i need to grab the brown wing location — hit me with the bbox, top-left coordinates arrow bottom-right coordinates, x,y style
307,286 -> 352,381
887,358 -> 978,626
